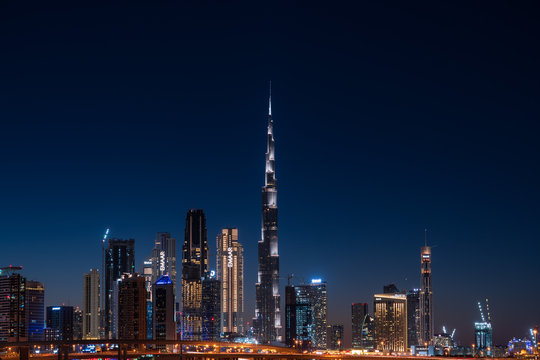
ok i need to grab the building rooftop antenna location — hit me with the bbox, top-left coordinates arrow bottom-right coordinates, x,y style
425,228 -> 428,247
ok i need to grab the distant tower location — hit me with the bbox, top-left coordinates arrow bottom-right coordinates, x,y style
373,293 -> 407,352
419,230 -> 433,345
201,275 -> 221,341
406,289 -> 421,347
104,238 -> 135,339
255,82 -> 281,343
182,209 -> 209,340
83,269 -> 100,339
151,232 -> 177,294
0,268 -> 27,342
117,274 -> 147,340
26,280 -> 45,341
46,306 -> 74,341
153,275 -> 175,341
217,228 -> 244,336
351,303 -> 368,349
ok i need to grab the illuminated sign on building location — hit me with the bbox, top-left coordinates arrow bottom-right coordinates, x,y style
160,251 -> 165,272
227,247 -> 233,268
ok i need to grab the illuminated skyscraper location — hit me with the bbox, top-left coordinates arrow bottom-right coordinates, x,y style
26,280 -> 45,341
83,269 -> 100,339
182,209 -> 209,340
46,306 -> 73,341
351,303 -> 368,349
475,322 -> 493,356
374,293 -> 407,353
151,232 -> 176,295
104,238 -> 135,339
217,228 -> 244,335
73,307 -> 83,340
142,257 -> 153,339
285,280 -> 327,349
419,231 -> 433,345
406,289 -> 420,347
255,83 -> 281,343
0,270 -> 26,342
327,324 -> 344,350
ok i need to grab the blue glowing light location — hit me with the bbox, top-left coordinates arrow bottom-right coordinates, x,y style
311,278 -> 322,284
155,275 -> 172,285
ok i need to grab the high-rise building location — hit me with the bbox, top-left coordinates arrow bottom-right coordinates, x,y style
182,209 -> 209,340
217,228 -> 244,336
73,307 -> 83,340
362,314 -> 375,350
201,276 -> 221,341
255,86 -> 281,343
153,275 -> 175,341
117,274 -> 147,340
0,270 -> 27,342
104,238 -> 135,339
475,322 -> 493,356
419,232 -> 433,345
351,303 -> 368,349
285,280 -> 327,349
327,324 -> 344,350
142,257 -> 153,339
406,289 -> 420,348
383,284 -> 400,294
151,233 -> 177,294
46,306 -> 74,341
374,293 -> 407,353
26,280 -> 44,341
83,269 -> 100,339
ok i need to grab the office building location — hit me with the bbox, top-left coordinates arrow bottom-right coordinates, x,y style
407,289 -> 420,347
117,274 -> 147,340
374,293 -> 407,353
362,314 -> 375,350
83,269 -> 100,339
153,275 -> 175,340
351,302 -> 368,349
182,209 -> 209,340
217,228 -> 244,336
26,280 -> 44,341
327,324 -> 344,350
201,276 -> 221,341
419,233 -> 433,345
73,307 -> 83,340
104,238 -> 135,339
151,232 -> 177,294
46,306 -> 74,341
0,270 -> 27,342
475,322 -> 493,356
383,284 -> 400,294
142,257 -> 153,339
285,279 -> 327,349
255,87 -> 281,343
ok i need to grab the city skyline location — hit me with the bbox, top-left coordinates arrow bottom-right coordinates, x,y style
1,1 -> 539,348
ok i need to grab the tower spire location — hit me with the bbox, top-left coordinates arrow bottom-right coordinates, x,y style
269,80 -> 272,116
424,228 -> 427,247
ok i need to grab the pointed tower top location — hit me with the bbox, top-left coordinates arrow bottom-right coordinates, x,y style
269,80 -> 272,116
424,228 -> 427,247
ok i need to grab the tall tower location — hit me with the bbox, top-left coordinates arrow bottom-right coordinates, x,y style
104,238 -> 135,339
217,228 -> 244,335
255,83 -> 281,343
26,280 -> 45,341
419,230 -> 433,345
182,209 -> 209,340
151,232 -> 177,295
83,269 -> 100,339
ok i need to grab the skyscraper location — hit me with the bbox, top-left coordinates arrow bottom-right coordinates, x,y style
351,303 -> 368,349
83,269 -> 100,339
406,289 -> 420,348
117,274 -> 147,340
104,238 -> 135,339
419,231 -> 433,345
201,276 -> 221,341
142,257 -> 153,339
73,307 -> 83,340
153,275 -> 175,341
285,280 -> 327,349
0,270 -> 26,342
255,84 -> 281,344
151,232 -> 177,294
374,293 -> 407,353
217,228 -> 244,336
182,209 -> 209,340
26,280 -> 45,341
475,322 -> 493,356
46,306 -> 74,341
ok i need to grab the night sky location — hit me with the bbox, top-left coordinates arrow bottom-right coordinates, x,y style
1,1 -> 539,347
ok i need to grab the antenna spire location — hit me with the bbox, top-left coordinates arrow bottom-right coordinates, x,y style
269,80 -> 272,116
424,228 -> 427,247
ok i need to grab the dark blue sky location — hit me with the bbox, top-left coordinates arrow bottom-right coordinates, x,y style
1,1 -> 539,346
